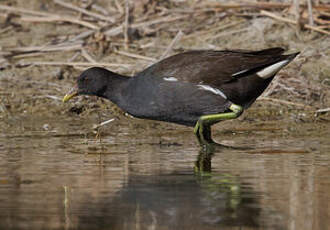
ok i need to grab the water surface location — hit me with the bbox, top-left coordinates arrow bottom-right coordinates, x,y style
1,116 -> 329,230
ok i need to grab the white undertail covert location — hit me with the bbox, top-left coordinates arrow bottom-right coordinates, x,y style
256,59 -> 290,79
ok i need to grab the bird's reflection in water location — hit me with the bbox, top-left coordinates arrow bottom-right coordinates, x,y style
74,150 -> 263,230
195,146 -> 214,172
195,143 -> 250,172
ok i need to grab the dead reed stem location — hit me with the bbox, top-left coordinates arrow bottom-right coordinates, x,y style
159,30 -> 184,60
54,0 -> 115,23
260,10 -> 330,35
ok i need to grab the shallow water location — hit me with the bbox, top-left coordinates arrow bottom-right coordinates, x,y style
0,116 -> 329,230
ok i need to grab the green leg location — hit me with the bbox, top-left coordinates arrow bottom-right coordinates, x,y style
194,104 -> 243,146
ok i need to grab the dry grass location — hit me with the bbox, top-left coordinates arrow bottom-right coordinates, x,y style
0,0 -> 329,118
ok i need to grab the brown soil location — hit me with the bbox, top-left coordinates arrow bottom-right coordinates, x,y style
1,0 -> 329,130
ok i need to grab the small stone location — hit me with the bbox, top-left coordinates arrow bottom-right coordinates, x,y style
42,124 -> 50,131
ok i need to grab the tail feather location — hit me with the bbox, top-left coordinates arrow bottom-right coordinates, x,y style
227,47 -> 285,56
248,47 -> 286,56
231,51 -> 300,79
256,52 -> 300,79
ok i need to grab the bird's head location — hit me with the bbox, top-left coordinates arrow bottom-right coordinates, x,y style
63,67 -> 112,102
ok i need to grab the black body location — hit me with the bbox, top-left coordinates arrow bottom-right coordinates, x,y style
75,48 -> 299,127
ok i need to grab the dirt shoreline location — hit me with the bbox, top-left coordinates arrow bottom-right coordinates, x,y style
1,0 -> 329,130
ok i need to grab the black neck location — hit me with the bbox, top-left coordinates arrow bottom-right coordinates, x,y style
102,73 -> 130,104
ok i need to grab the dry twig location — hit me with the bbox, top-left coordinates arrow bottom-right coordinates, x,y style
5,42 -> 83,53
0,4 -> 52,17
200,1 -> 330,11
20,15 -> 99,29
114,50 -> 156,62
114,0 -> 124,14
105,15 -> 189,36
17,61 -> 133,69
0,4 -> 100,29
54,0 -> 115,23
159,30 -> 184,60
93,118 -> 115,130
0,25 -> 13,34
182,20 -> 245,40
306,0 -> 314,26
81,48 -> 97,63
315,108 -> 330,114
124,0 -> 130,49
260,10 -> 330,35
258,97 -> 314,109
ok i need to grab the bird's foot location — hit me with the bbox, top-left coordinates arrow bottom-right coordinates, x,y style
194,121 -> 251,151
194,120 -> 214,146
194,104 -> 244,150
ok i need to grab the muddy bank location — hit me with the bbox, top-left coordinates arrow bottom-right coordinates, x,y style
0,0 -> 329,131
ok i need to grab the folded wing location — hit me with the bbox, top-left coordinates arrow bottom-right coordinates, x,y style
137,48 -> 287,87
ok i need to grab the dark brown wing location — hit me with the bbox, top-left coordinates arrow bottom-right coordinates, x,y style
136,48 -> 285,87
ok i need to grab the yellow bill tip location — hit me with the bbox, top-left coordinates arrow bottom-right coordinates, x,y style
63,86 -> 79,103
63,92 -> 78,103
63,93 -> 77,102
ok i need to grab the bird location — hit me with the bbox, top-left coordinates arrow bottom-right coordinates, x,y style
63,48 -> 299,146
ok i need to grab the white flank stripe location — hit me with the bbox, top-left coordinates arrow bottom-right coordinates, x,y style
163,77 -> 178,82
197,84 -> 227,99
257,60 -> 290,79
232,69 -> 249,77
